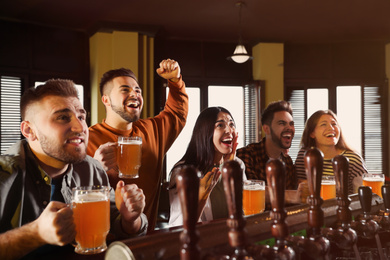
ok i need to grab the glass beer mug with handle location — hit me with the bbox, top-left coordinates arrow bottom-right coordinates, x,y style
72,185 -> 110,255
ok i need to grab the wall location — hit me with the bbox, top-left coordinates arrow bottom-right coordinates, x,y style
154,38 -> 253,110
0,19 -> 90,119
252,43 -> 284,105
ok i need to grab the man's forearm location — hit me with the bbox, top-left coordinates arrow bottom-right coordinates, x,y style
0,221 -> 45,260
121,216 -> 142,235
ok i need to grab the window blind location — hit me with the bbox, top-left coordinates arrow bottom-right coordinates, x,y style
243,82 -> 261,146
363,86 -> 383,174
288,89 -> 305,163
0,76 -> 21,154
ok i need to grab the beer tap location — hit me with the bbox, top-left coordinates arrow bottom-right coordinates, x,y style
321,155 -> 361,260
202,160 -> 269,260
287,148 -> 331,260
257,158 -> 295,260
176,165 -> 201,260
220,160 -> 257,260
352,186 -> 386,260
380,184 -> 390,232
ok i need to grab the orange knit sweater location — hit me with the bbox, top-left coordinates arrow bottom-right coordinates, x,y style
87,78 -> 188,232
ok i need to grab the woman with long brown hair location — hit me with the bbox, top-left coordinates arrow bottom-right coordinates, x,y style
168,106 -> 245,226
295,109 -> 367,194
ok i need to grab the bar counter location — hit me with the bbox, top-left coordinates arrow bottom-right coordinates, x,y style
104,193 -> 385,259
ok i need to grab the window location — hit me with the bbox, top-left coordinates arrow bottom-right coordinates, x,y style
287,84 -> 385,175
208,85 -> 244,149
0,76 -> 22,154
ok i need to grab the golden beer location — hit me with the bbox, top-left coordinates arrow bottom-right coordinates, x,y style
72,186 -> 110,255
243,180 -> 265,216
320,176 -> 336,200
363,173 -> 384,198
117,136 -> 142,178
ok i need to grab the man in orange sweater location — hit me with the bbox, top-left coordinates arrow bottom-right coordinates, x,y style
87,59 -> 188,232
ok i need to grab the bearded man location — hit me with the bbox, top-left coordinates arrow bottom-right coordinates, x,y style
236,100 -> 297,190
0,79 -> 147,260
87,59 -> 188,232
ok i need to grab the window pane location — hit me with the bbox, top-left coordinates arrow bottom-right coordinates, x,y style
165,87 -> 200,180
337,86 -> 362,154
208,86 -> 244,150
307,88 -> 328,117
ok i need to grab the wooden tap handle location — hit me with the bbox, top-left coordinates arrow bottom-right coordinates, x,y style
266,158 -> 289,239
304,148 -> 324,199
332,155 -> 352,225
358,186 -> 372,214
304,148 -> 325,232
382,184 -> 390,210
266,159 -> 286,211
221,160 -> 244,220
222,160 -> 250,253
332,155 -> 349,200
175,165 -> 200,260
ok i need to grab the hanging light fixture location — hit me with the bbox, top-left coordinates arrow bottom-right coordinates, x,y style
228,0 -> 253,63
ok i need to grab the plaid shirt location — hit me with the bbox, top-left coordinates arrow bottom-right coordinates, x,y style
236,137 -> 297,190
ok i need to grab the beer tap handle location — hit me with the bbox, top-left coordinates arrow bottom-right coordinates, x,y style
358,186 -> 372,214
175,165 -> 200,260
304,148 -> 325,235
222,160 -> 244,221
382,184 -> 390,210
380,184 -> 390,232
305,148 -> 324,199
221,160 -> 248,250
266,159 -> 289,239
332,155 -> 352,225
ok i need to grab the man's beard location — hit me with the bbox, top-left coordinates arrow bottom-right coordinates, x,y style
270,128 -> 292,150
39,131 -> 86,164
111,102 -> 140,123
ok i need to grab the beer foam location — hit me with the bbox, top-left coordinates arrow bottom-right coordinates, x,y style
321,182 -> 335,185
118,140 -> 142,145
244,184 -> 265,190
74,192 -> 107,202
363,177 -> 384,182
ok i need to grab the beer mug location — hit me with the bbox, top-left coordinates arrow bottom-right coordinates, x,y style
363,173 -> 385,198
320,175 -> 336,200
72,186 -> 110,254
243,180 -> 265,216
117,136 -> 142,179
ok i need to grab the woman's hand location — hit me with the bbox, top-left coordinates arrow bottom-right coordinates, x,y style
224,132 -> 239,161
199,167 -> 221,202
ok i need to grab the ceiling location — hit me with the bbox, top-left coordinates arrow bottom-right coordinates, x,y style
1,0 -> 390,45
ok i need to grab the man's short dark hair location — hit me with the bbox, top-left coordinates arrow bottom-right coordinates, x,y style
20,79 -> 79,120
261,100 -> 293,126
99,68 -> 138,97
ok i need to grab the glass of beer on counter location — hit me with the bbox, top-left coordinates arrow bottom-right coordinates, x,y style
363,173 -> 385,198
72,186 -> 110,255
320,175 -> 336,200
117,136 -> 142,179
243,180 -> 265,216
